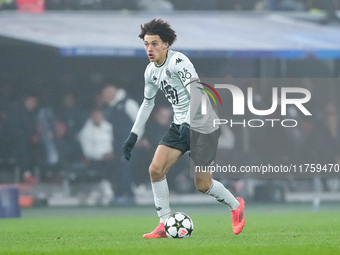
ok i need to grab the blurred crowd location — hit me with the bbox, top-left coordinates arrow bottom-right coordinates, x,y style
214,80 -> 340,196
1,78 -> 340,200
216,91 -> 340,170
0,82 -> 176,205
0,0 -> 339,12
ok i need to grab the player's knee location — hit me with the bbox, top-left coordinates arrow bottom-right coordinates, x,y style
195,178 -> 212,193
149,162 -> 165,181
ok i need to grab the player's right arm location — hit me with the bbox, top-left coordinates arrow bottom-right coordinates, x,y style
123,72 -> 158,160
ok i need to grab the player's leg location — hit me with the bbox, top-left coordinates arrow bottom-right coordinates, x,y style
149,145 -> 182,223
195,171 -> 239,209
192,128 -> 245,235
194,173 -> 245,235
143,144 -> 182,238
149,145 -> 182,182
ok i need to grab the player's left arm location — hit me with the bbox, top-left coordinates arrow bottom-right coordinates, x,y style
173,55 -> 202,144
182,79 -> 203,125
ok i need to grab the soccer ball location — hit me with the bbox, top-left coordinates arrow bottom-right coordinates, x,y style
164,212 -> 194,238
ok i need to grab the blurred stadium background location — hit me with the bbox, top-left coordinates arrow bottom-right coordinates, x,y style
1,0 -> 340,216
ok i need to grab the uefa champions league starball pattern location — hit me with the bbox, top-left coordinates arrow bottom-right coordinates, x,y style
164,212 -> 194,238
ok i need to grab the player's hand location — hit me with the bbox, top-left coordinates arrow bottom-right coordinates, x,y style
123,132 -> 138,161
179,122 -> 190,146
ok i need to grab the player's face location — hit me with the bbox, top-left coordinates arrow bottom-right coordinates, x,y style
144,34 -> 168,65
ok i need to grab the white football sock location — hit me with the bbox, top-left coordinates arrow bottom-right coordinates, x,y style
206,179 -> 240,210
151,177 -> 171,224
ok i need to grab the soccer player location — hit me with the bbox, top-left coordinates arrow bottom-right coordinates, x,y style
123,19 -> 245,238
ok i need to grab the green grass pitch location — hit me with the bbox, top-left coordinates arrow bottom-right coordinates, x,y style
1,205 -> 340,255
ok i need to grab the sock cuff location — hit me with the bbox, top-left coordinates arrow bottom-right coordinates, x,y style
152,176 -> 167,184
205,179 -> 215,194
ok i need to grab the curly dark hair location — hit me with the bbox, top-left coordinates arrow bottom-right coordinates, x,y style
139,19 -> 177,46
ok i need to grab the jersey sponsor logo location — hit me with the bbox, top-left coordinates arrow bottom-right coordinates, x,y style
152,76 -> 158,82
178,68 -> 192,82
161,80 -> 179,105
175,58 -> 183,65
166,68 -> 172,78
155,206 -> 162,211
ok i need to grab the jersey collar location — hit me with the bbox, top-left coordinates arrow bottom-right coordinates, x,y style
155,50 -> 168,68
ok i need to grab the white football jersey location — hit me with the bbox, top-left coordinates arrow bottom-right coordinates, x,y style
144,50 -> 218,134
